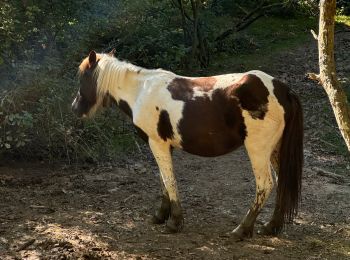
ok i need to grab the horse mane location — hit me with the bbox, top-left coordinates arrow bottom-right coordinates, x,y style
94,55 -> 144,98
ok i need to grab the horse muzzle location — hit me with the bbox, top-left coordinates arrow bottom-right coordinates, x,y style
71,98 -> 85,118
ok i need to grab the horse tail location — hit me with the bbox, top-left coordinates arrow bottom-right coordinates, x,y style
276,88 -> 304,223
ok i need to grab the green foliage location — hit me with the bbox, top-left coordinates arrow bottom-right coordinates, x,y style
0,61 -> 137,162
336,15 -> 350,26
338,0 -> 350,15
0,111 -> 33,150
210,16 -> 317,72
0,1 -> 148,162
293,0 -> 319,16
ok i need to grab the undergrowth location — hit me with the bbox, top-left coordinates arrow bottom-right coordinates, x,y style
209,16 -> 317,73
0,57 -> 138,163
336,15 -> 350,26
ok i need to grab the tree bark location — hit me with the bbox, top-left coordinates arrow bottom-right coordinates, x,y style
318,0 -> 350,152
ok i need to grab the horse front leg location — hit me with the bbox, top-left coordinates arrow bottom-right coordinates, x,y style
149,139 -> 184,232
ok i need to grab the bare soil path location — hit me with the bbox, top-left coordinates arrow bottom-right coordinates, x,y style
1,33 -> 350,259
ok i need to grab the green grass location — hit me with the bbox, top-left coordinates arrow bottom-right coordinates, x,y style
336,15 -> 350,26
209,16 -> 317,73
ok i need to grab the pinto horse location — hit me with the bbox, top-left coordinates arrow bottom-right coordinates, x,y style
72,50 -> 303,240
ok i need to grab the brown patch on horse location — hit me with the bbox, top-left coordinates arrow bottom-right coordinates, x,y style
230,74 -> 269,120
115,99 -> 149,142
102,93 -> 117,108
157,110 -> 174,141
177,88 -> 247,157
190,77 -> 217,92
167,77 -> 217,101
135,126 -> 149,142
118,99 -> 133,118
167,78 -> 194,101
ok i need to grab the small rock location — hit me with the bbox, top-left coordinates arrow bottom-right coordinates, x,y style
139,168 -> 147,174
108,187 -> 119,193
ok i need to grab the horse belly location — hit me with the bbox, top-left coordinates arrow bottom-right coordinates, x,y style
179,114 -> 245,157
176,93 -> 247,156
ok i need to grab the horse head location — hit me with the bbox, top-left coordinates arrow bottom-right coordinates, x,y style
72,50 -> 114,118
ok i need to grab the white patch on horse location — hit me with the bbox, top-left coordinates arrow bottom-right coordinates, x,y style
133,79 -> 185,146
212,73 -> 245,89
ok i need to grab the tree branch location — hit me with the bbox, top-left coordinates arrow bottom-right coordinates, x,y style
306,72 -> 321,83
215,1 -> 289,42
171,0 -> 194,23
310,29 -> 318,40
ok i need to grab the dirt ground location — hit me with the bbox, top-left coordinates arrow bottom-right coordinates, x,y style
1,33 -> 350,260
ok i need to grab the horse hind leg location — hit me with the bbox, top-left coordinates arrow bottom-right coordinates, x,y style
232,144 -> 274,241
259,145 -> 284,235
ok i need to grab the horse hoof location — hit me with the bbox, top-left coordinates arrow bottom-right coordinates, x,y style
258,222 -> 283,236
231,225 -> 253,241
151,215 -> 165,224
165,217 -> 184,233
151,210 -> 169,224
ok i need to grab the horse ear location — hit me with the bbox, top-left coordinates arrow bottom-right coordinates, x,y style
108,48 -> 116,57
89,50 -> 97,65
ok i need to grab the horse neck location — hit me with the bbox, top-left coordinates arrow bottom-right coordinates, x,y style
105,67 -> 174,112
97,58 -> 175,113
97,62 -> 145,110
113,69 -> 145,108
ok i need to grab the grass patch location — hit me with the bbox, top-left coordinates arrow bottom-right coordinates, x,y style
336,15 -> 350,26
209,16 -> 317,73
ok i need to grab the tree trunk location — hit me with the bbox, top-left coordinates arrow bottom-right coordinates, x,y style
190,0 -> 199,65
172,0 -> 209,68
190,0 -> 209,67
318,0 -> 350,152
176,0 -> 191,46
